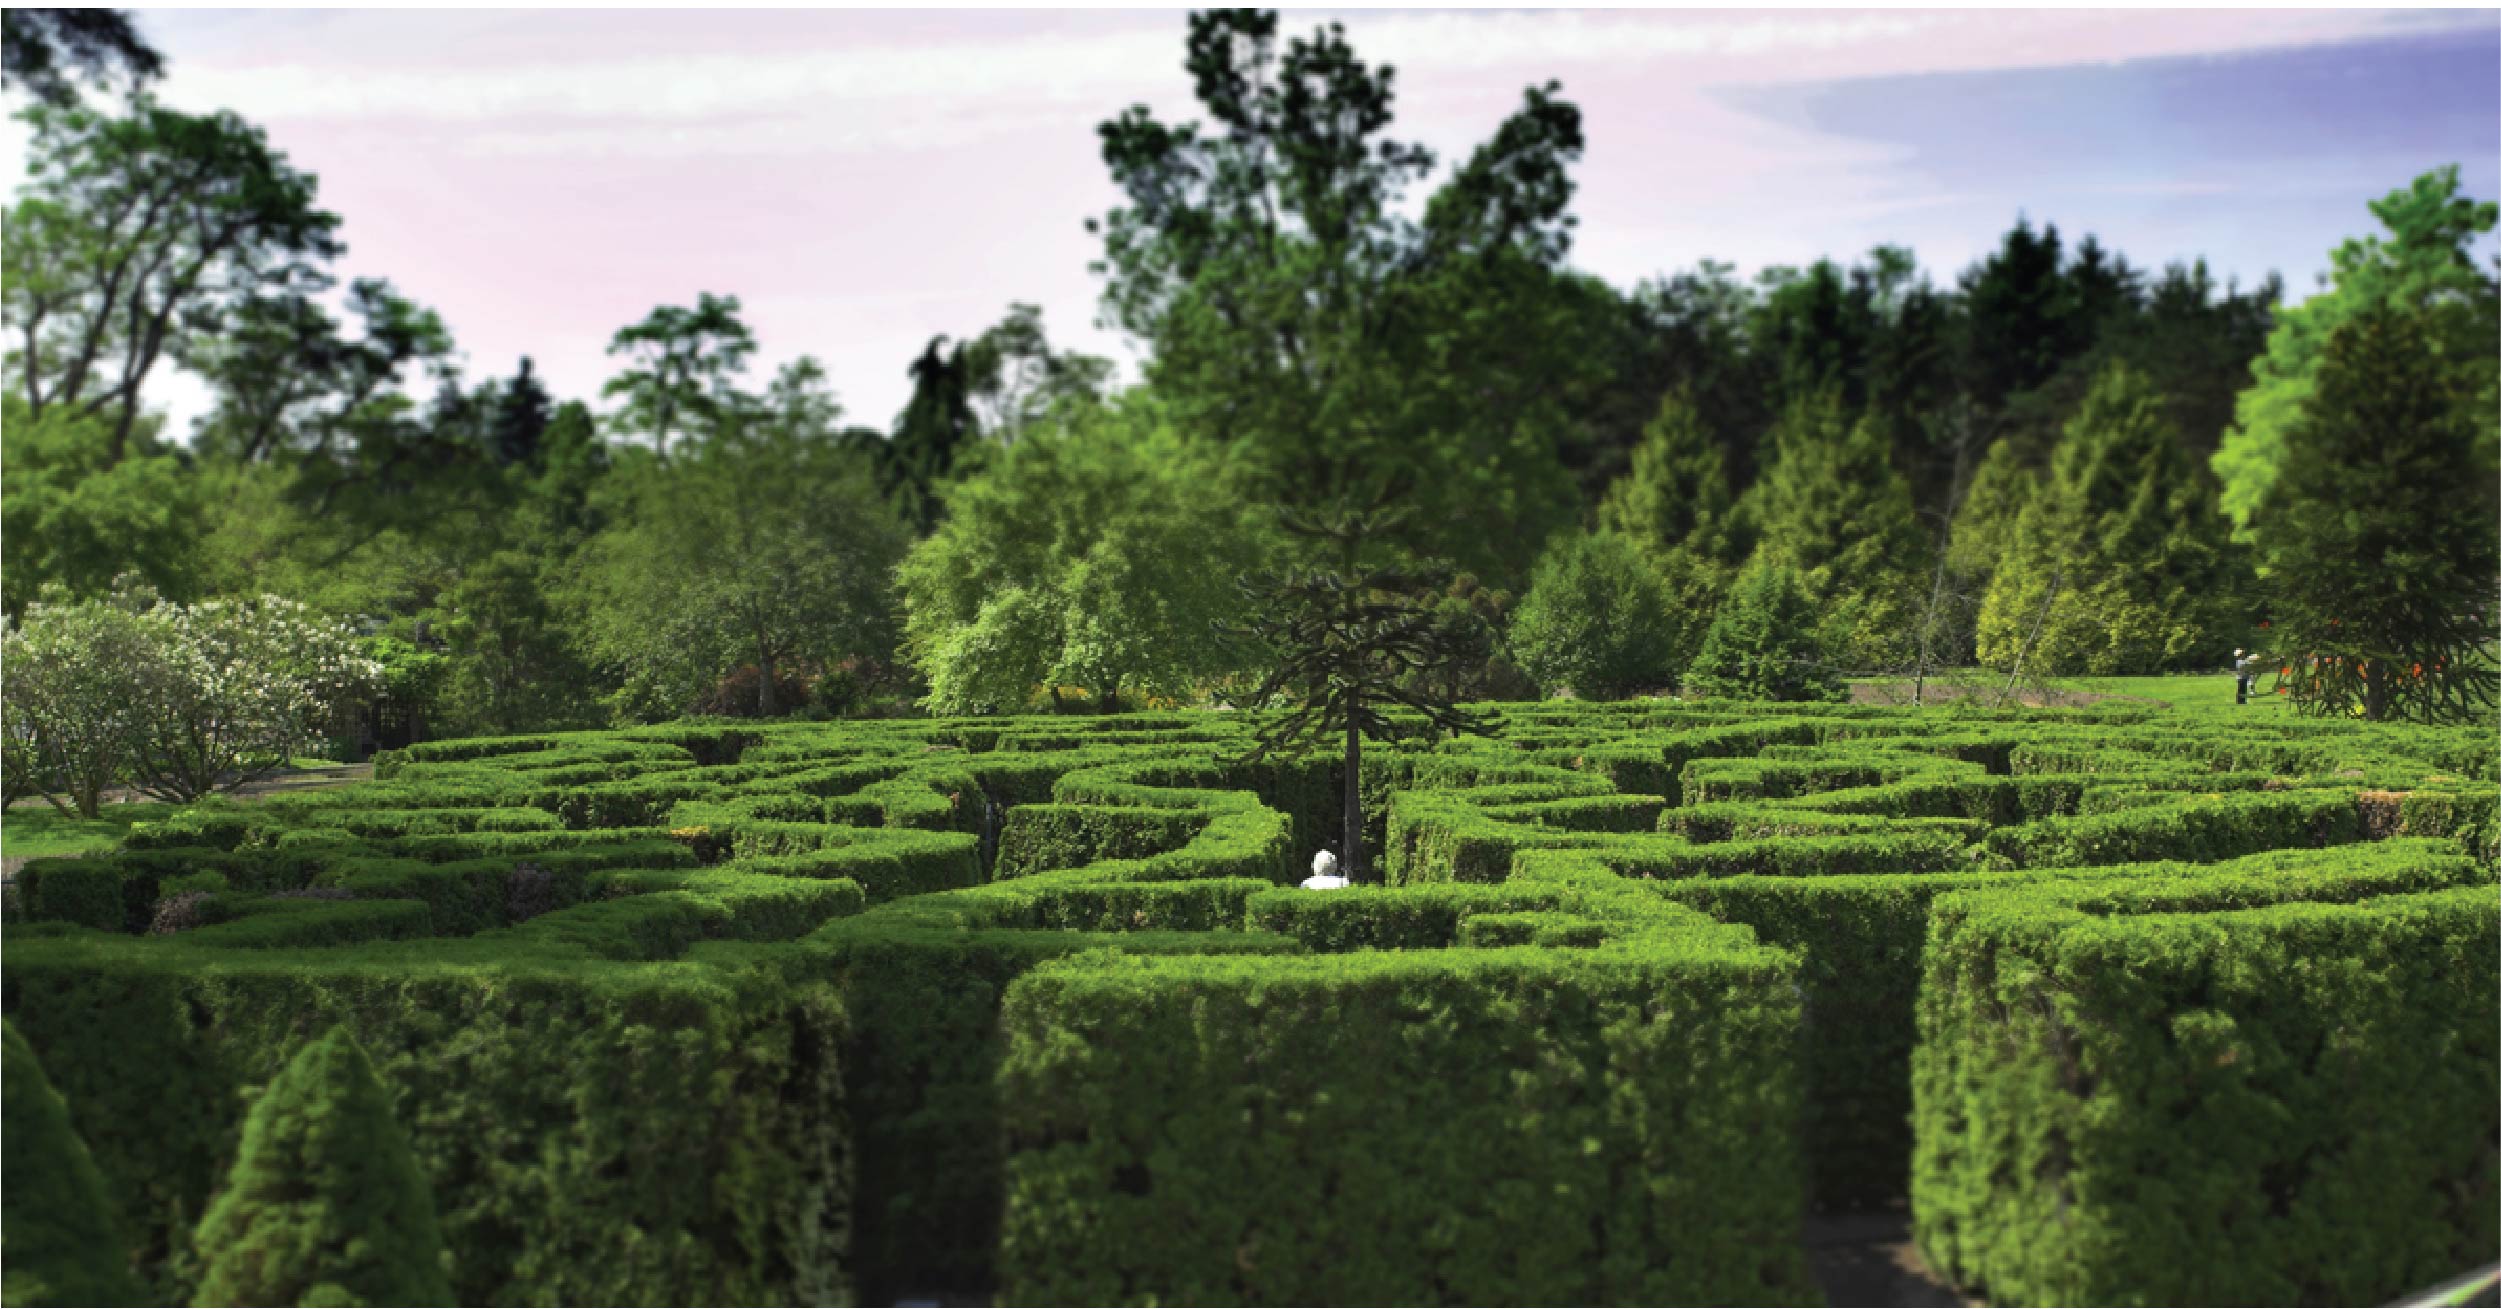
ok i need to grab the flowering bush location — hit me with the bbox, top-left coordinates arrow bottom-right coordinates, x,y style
0,581 -> 380,812
126,594 -> 383,802
1,585 -> 160,817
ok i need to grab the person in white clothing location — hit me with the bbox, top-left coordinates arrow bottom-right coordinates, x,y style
1301,849 -> 1348,890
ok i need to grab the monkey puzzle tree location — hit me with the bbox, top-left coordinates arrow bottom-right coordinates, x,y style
1221,503 -> 1491,881
2249,304 -> 2500,722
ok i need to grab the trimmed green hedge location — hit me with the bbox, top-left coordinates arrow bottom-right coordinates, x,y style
998,943 -> 1813,1306
6,702 -> 2493,1307
1914,877 -> 2499,1305
3,938 -> 851,1306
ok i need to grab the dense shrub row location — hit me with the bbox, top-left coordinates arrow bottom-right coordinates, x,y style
2,699 -> 2492,1305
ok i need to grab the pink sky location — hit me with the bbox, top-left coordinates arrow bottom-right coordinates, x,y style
7,8 -> 2495,435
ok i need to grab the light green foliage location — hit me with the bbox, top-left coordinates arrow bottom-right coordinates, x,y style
572,378 -> 911,719
2212,167 -> 2500,533
2249,305 -> 2501,722
192,1026 -> 453,1308
1685,563 -> 1846,702
1942,437 -> 2036,590
0,398 -> 202,617
1745,393 -> 1929,668
1508,530 -> 1679,699
1977,362 -> 2243,675
2,1021 -> 142,1308
901,402 -> 1267,714
1596,389 -> 1748,656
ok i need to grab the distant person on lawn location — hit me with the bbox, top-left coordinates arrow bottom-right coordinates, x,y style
2233,648 -> 2256,705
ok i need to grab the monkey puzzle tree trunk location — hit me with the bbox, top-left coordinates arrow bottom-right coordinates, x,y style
757,643 -> 778,717
1220,503 -> 1493,884
1343,718 -> 1363,882
2361,661 -> 2389,722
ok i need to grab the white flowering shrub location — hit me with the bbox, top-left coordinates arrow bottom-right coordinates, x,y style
1,586 -> 160,817
126,595 -> 383,802
0,583 -> 381,813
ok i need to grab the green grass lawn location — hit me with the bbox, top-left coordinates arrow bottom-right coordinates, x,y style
0,802 -> 179,861
2058,671 -> 2294,713
1853,668 -> 2297,714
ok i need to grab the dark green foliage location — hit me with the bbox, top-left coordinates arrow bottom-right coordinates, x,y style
997,942 -> 1813,1306
1914,881 -> 2499,1305
2,1020 -> 143,1308
1508,530 -> 1680,699
1685,563 -> 1847,702
2250,304 -> 2501,722
191,1026 -> 452,1308
0,9 -> 161,105
994,803 -> 1207,877
7,945 -> 850,1306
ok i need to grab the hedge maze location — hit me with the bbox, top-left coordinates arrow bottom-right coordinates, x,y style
5,701 -> 2495,1305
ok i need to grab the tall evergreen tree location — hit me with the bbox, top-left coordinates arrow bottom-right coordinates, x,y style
2250,305 -> 2500,722
1596,389 -> 1749,661
1684,561 -> 1847,703
1976,362 -> 2241,674
191,1026 -> 452,1308
2213,167 -> 2499,534
1943,437 -> 2038,599
1,1021 -> 142,1308
887,335 -> 979,532
1745,392 -> 1928,669
1958,217 -> 2075,410
490,357 -> 554,469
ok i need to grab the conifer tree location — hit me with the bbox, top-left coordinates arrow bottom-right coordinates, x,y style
2250,305 -> 2500,722
1976,362 -> 2241,674
1684,562 -> 1846,702
1943,438 -> 2037,592
1508,530 -> 1679,699
1596,390 -> 1749,660
2,1021 -> 142,1307
192,1026 -> 452,1308
1744,392 -> 1928,668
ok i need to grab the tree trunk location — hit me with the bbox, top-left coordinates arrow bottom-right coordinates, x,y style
1343,720 -> 1364,883
1101,682 -> 1120,715
2362,661 -> 2388,721
758,647 -> 779,718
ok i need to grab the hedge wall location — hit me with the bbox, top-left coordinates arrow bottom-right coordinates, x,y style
1913,877 -> 2499,1305
996,940 -> 1813,1305
4,699 -> 2492,1306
